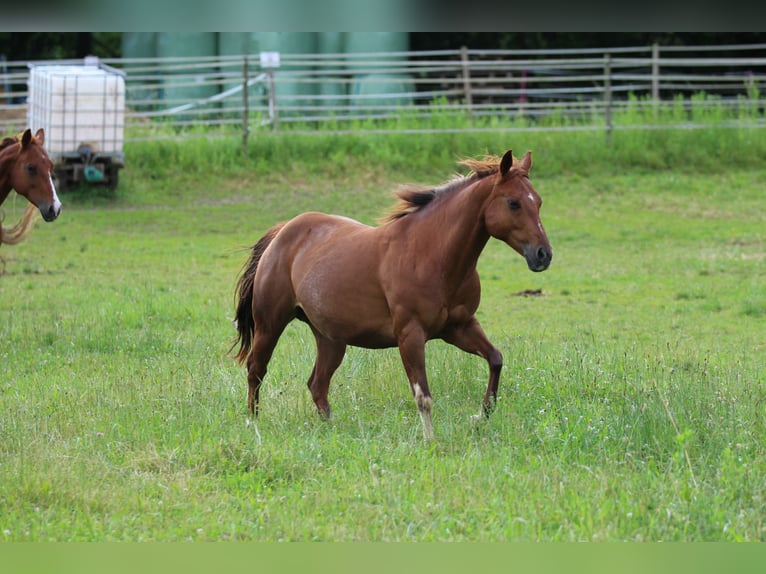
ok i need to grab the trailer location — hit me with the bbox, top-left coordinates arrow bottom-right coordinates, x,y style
27,58 -> 125,191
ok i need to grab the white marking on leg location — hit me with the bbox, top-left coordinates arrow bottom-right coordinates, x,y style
413,383 -> 434,441
246,417 -> 262,444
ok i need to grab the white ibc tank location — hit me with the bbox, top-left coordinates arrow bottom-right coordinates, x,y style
27,62 -> 125,155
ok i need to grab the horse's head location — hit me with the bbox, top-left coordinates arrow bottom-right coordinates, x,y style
8,129 -> 61,222
484,149 -> 552,272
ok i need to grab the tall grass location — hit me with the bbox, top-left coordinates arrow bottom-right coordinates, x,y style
123,91 -> 766,195
1,98 -> 764,541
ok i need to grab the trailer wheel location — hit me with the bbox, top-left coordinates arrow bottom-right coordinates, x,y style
106,166 -> 120,190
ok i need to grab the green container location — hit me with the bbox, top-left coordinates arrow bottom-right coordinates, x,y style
218,33 -> 267,112
254,32 -> 319,115
121,32 -> 158,110
218,32 -> 257,55
345,33 -> 412,111
121,32 -> 157,59
317,32 -> 347,115
156,33 -> 218,111
344,32 -> 409,68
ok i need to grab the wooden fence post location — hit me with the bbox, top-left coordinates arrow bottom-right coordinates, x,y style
267,67 -> 278,131
604,53 -> 612,144
651,42 -> 660,101
460,46 -> 473,120
259,51 -> 281,132
242,56 -> 249,154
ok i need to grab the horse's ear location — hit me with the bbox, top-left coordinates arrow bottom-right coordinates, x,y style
521,150 -> 532,171
34,128 -> 45,146
500,149 -> 514,176
21,128 -> 32,147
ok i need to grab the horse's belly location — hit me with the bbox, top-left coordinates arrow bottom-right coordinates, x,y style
294,258 -> 395,348
297,297 -> 397,348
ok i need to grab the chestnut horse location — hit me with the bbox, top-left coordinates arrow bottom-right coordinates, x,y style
232,150 -> 552,440
0,129 -> 62,247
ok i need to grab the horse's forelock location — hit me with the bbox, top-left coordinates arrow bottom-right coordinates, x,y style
458,155 -> 503,178
459,154 -> 530,179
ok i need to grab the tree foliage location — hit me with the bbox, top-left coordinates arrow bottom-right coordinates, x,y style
410,32 -> 766,51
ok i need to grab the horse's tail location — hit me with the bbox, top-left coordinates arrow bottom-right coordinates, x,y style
1,204 -> 39,246
231,223 -> 286,364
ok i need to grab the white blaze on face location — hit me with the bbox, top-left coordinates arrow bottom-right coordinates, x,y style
530,193 -> 545,234
49,174 -> 62,214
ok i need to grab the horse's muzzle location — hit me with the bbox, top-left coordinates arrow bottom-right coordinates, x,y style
524,244 -> 552,272
40,201 -> 62,222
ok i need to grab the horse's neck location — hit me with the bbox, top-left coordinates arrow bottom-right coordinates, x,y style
407,177 -> 492,278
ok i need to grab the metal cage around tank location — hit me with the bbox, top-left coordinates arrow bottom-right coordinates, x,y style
27,58 -> 126,190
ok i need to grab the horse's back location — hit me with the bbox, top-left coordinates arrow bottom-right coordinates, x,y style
263,212 -> 371,268
255,211 -> 397,346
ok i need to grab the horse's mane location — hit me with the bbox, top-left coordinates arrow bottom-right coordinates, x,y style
381,155 -> 508,223
0,130 -> 43,154
0,136 -> 20,152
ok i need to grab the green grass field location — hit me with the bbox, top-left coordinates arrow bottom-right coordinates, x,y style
1,122 -> 764,541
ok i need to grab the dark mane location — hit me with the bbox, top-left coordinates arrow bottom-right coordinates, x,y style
381,155 -> 506,223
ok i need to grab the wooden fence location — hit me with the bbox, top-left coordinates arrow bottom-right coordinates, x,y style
2,42 -> 765,141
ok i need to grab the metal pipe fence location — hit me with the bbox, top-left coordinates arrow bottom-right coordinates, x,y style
1,42 -> 765,141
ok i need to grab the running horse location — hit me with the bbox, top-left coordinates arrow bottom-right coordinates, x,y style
0,128 -> 62,247
232,149 -> 552,440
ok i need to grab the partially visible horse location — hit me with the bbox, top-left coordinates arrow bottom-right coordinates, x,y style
0,128 -> 62,247
232,149 -> 552,440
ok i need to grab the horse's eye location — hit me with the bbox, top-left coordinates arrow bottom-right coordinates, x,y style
25,164 -> 37,176
508,199 -> 521,210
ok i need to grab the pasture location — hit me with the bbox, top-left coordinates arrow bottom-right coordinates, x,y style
0,127 -> 764,541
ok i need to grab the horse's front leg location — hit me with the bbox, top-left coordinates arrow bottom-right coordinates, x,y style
396,321 -> 434,441
441,316 -> 503,420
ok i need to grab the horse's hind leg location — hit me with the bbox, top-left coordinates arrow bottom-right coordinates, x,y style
307,332 -> 346,419
246,322 -> 287,418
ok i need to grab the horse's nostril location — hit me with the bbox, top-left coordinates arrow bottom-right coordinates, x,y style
43,203 -> 61,222
537,247 -> 547,261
